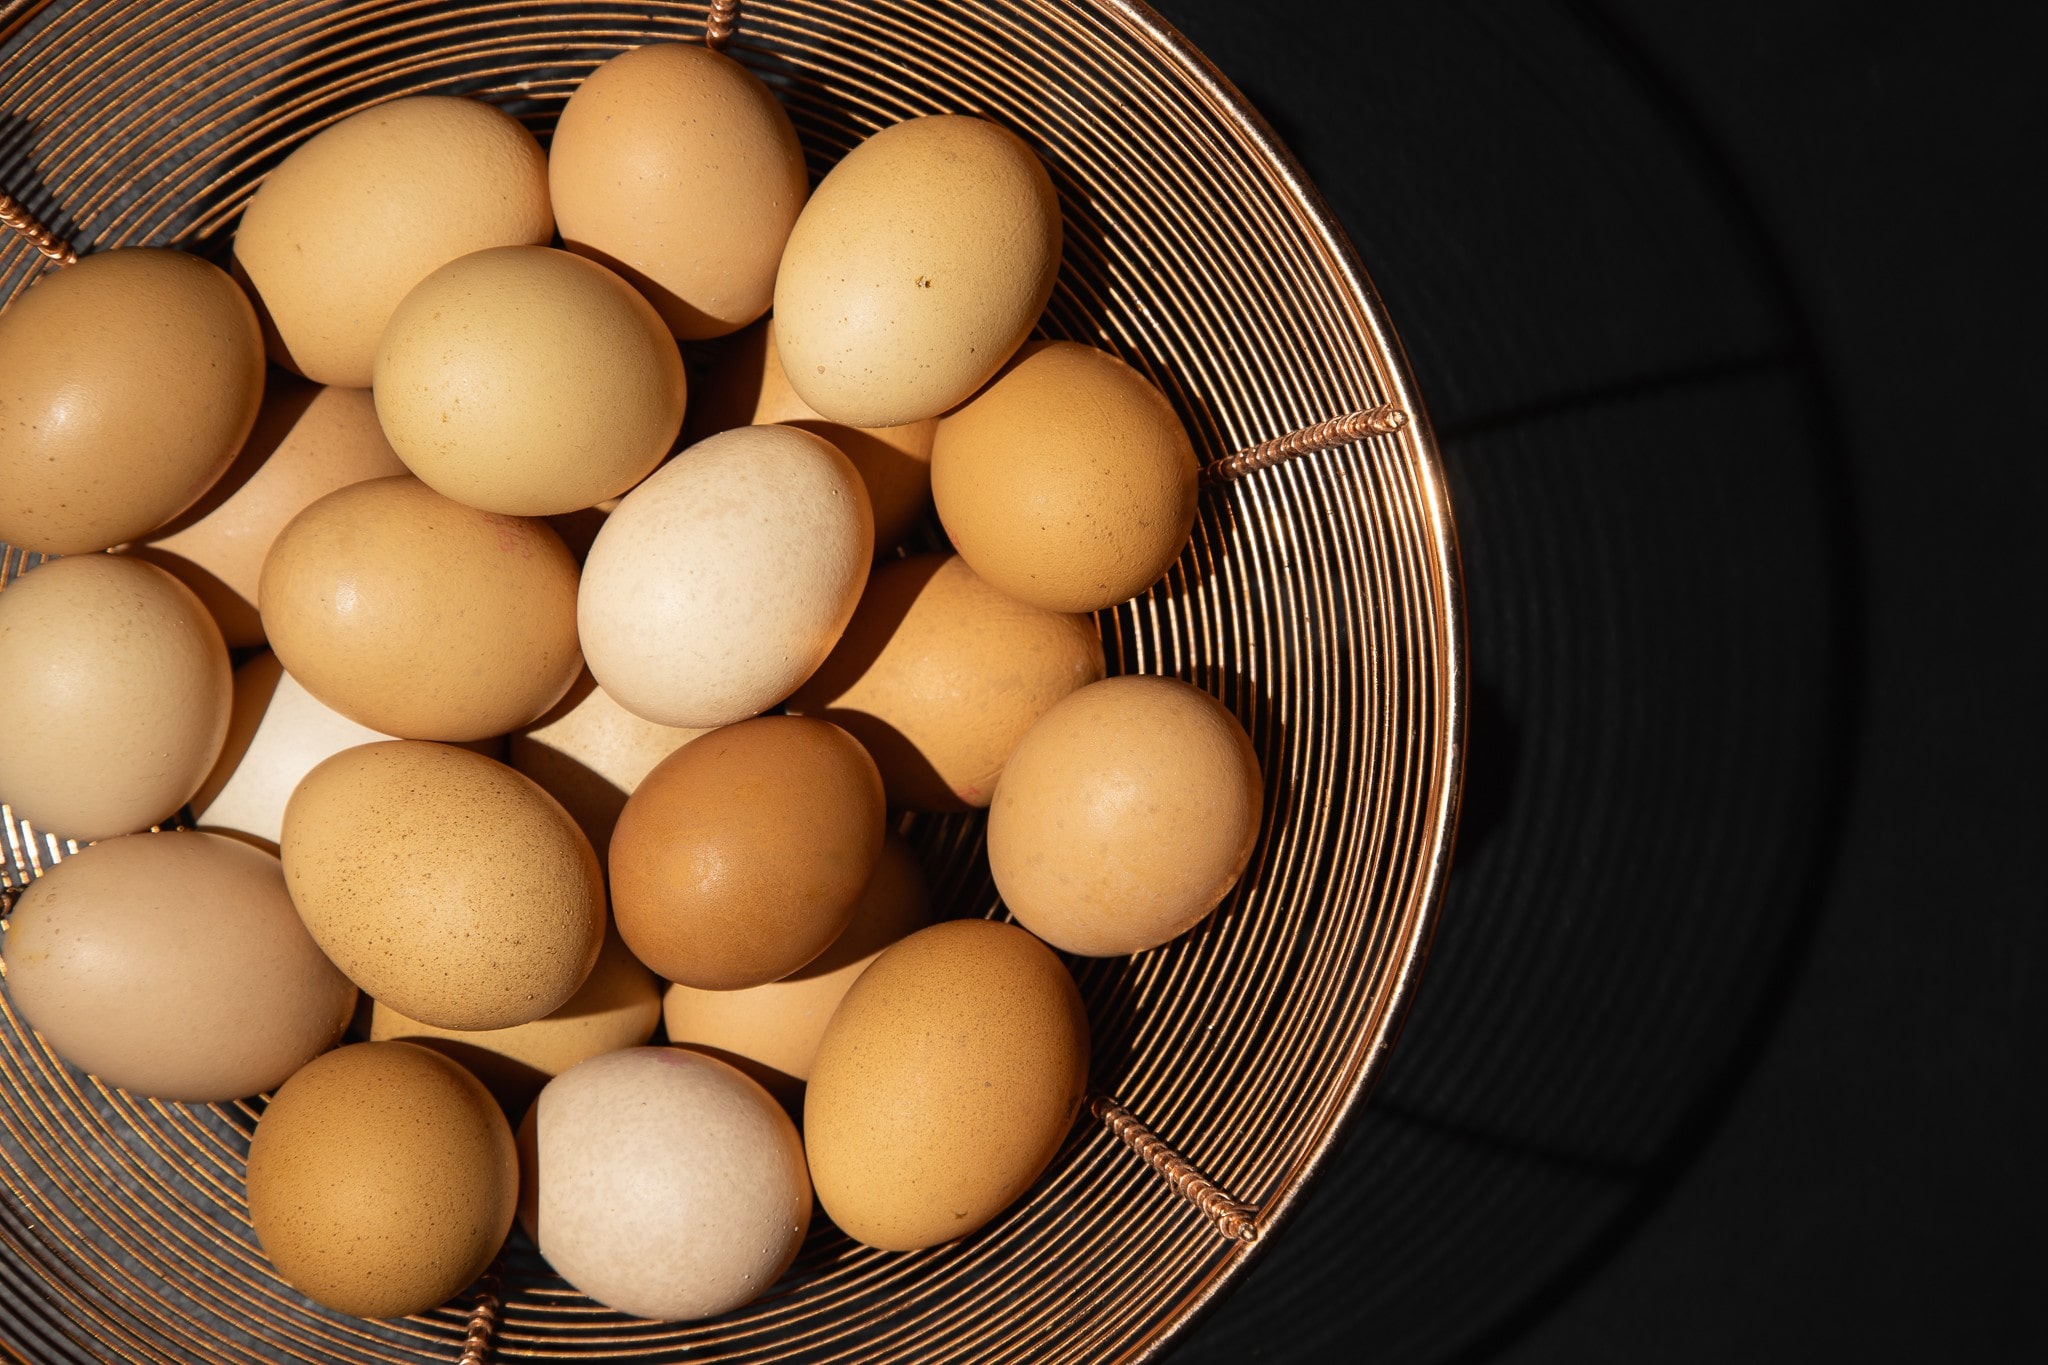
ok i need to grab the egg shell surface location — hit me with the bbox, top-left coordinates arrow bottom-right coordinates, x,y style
0,555 -> 231,841
281,741 -> 606,1030
507,670 -> 708,860
246,1042 -> 517,1319
1,831 -> 356,1101
804,918 -> 1088,1250
0,247 -> 265,555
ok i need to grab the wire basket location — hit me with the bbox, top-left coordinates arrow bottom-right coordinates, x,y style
0,1 -> 1463,1360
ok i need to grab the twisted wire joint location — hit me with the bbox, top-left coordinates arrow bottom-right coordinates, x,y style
1205,402 -> 1409,483
0,188 -> 77,267
705,0 -> 741,52
1093,1093 -> 1260,1242
458,1270 -> 502,1365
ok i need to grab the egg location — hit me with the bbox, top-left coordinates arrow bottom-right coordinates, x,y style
549,42 -> 807,340
579,425 -> 870,729
610,716 -> 883,990
125,377 -> 406,647
663,834 -> 930,1102
1,832 -> 356,1101
247,1042 -> 517,1319
281,741 -> 606,1030
233,95 -> 552,387
518,1047 -> 809,1321
0,248 -> 265,555
374,246 -> 686,516
689,320 -> 936,552
931,341 -> 1199,613
0,556 -> 231,841
789,554 -> 1104,809
371,928 -> 662,1112
988,676 -> 1262,956
507,671 -> 708,860
774,115 -> 1061,426
190,652 -> 500,850
804,919 -> 1088,1251
259,475 -> 582,741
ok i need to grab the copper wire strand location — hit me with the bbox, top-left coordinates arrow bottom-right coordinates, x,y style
1092,1094 -> 1261,1243
457,1270 -> 501,1365
1206,403 -> 1411,483
0,186 -> 77,266
705,0 -> 740,52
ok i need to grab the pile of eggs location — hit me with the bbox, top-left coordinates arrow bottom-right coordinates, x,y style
0,41 -> 1264,1324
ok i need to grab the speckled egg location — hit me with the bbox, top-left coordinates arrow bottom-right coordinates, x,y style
989,676 -> 1262,956
234,96 -> 552,387
247,1042 -> 517,1319
789,554 -> 1104,809
1,831 -> 356,1101
280,741 -> 605,1030
507,671 -> 708,860
259,475 -> 582,741
0,555 -> 230,841
773,115 -> 1061,427
550,42 -> 808,340
804,919 -> 1088,1250
0,248 -> 265,555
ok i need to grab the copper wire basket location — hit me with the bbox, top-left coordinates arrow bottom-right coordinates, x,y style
0,1 -> 1463,1360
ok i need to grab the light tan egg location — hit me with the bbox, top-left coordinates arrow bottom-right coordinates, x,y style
663,834 -> 929,1103
191,652 -> 500,851
773,115 -> 1061,427
374,246 -> 686,516
1,831 -> 356,1101
931,341 -> 1199,613
789,554 -> 1103,809
507,671 -> 708,860
280,741 -> 606,1030
0,556 -> 230,841
519,1047 -> 809,1320
578,425 -> 870,729
247,1042 -> 517,1319
550,42 -> 807,340
0,248 -> 265,555
372,928 -> 663,1112
126,377 -> 405,646
688,320 -> 935,552
804,919 -> 1088,1251
989,676 -> 1262,956
259,475 -> 581,741
233,95 -> 552,387
609,716 -> 884,991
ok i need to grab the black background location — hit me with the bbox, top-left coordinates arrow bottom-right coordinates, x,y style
1153,3 -> 2047,1362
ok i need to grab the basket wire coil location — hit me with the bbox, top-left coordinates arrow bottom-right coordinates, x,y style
0,1 -> 1462,1360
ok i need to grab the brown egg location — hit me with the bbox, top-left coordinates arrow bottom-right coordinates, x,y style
0,248 -> 265,555
518,1047 -> 809,1320
192,652 -> 501,850
508,671 -> 708,860
372,927 -> 662,1112
374,246 -> 686,516
550,42 -> 807,340
663,834 -> 930,1103
989,677 -> 1262,956
259,475 -> 581,741
247,1042 -> 517,1319
931,341 -> 1198,613
127,376 -> 406,646
610,716 -> 884,990
233,96 -> 553,387
789,555 -> 1104,809
281,741 -> 606,1030
1,832 -> 356,1101
773,115 -> 1061,426
689,320 -> 935,551
804,919 -> 1088,1250
0,556 -> 230,841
